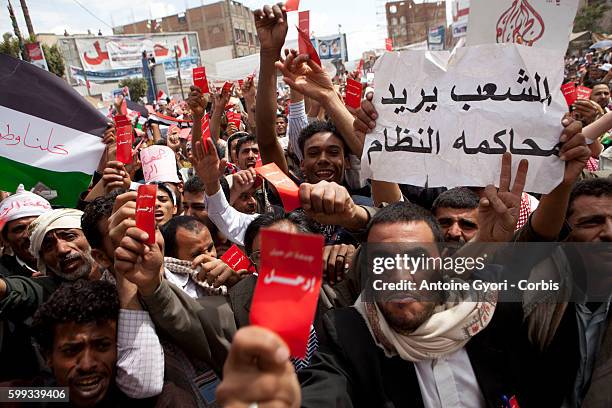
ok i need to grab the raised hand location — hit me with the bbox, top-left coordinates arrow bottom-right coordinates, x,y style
352,91 -> 377,143
193,254 -> 244,288
114,226 -> 164,296
102,161 -> 131,195
275,52 -> 335,103
476,153 -> 529,242
216,326 -> 300,408
187,86 -> 207,119
254,3 -> 288,55
192,137 -> 227,195
559,114 -> 591,185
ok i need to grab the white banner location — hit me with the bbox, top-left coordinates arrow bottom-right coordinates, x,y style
76,34 -> 198,72
466,0 -> 579,51
361,44 -> 566,194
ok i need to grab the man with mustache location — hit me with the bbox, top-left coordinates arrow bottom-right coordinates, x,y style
0,184 -> 52,277
431,187 -> 480,244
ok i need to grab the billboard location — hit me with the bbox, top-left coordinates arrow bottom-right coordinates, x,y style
428,26 -> 445,50
314,34 -> 348,62
61,33 -> 200,84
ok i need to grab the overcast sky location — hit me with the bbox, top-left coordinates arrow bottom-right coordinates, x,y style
0,0 -> 452,60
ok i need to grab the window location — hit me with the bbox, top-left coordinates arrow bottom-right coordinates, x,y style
178,13 -> 186,24
249,32 -> 254,45
235,28 -> 241,42
389,5 -> 397,13
391,17 -> 398,26
400,15 -> 406,24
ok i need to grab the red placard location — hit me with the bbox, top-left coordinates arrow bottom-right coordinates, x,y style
561,82 -> 577,107
255,163 -> 300,211
345,78 -> 363,109
250,229 -> 324,358
255,153 -> 263,168
298,11 -> 310,56
114,114 -> 130,128
284,0 -> 300,12
136,184 -> 157,245
576,85 -> 592,100
116,124 -> 133,164
220,244 -> 254,272
238,79 -> 244,88
193,67 -> 210,93
297,25 -> 321,67
222,81 -> 234,94
385,38 -> 393,51
201,114 -> 212,153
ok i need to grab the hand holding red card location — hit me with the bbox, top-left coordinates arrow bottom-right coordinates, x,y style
297,22 -> 321,67
136,184 -> 157,245
222,81 -> 234,95
220,244 -> 254,272
255,163 -> 300,211
561,82 -> 577,107
193,67 -> 210,93
250,229 -> 324,358
345,78 -> 363,109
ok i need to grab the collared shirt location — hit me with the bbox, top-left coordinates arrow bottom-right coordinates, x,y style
164,267 -> 209,299
564,301 -> 611,408
414,348 -> 486,408
15,256 -> 37,275
116,309 -> 165,398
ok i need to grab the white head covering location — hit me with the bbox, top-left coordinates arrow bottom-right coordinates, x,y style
28,209 -> 84,274
0,184 -> 52,227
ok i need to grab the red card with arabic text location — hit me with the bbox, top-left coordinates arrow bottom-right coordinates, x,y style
250,229 -> 324,358
255,163 -> 300,211
220,244 -> 254,272
116,124 -> 133,164
136,184 -> 157,244
345,78 -> 363,109
576,85 -> 592,101
193,67 -> 210,93
284,0 -> 300,12
561,82 -> 577,107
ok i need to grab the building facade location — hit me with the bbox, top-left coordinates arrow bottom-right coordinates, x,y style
114,0 -> 259,59
385,0 -> 447,47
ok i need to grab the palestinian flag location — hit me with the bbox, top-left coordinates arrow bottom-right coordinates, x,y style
0,55 -> 107,207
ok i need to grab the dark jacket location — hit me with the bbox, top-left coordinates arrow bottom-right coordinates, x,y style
298,304 -> 542,408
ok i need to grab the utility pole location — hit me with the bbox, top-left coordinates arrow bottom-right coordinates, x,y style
7,0 -> 27,61
175,46 -> 185,100
19,0 -> 35,39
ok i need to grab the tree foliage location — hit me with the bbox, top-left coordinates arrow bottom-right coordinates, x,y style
0,33 -> 20,58
574,3 -> 610,33
42,44 -> 65,78
118,77 -> 148,102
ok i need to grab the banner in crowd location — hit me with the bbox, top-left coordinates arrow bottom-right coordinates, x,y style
452,0 -> 470,39
0,54 -> 107,207
361,44 -> 566,194
314,34 -> 347,61
69,34 -> 201,83
25,42 -> 49,71
466,0 -> 579,50
428,26 -> 445,51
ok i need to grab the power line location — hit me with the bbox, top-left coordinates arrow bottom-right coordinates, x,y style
70,0 -> 113,29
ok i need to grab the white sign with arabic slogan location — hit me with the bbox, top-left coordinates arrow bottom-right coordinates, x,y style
361,44 -> 566,194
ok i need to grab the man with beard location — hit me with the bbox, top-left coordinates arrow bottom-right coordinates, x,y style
431,187 -> 480,244
215,202 -> 531,408
0,209 -> 97,312
235,135 -> 260,171
0,209 -> 99,382
0,184 -> 52,277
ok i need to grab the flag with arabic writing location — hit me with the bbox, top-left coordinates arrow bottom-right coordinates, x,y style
0,54 -> 107,207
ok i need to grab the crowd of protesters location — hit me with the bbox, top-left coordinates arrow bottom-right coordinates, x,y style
1,3 -> 612,408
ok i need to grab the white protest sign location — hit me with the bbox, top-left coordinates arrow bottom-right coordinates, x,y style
361,44 -> 566,194
466,0 -> 579,51
140,145 -> 179,183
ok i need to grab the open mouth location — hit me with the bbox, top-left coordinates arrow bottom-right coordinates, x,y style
315,169 -> 335,180
73,375 -> 104,398
154,210 -> 165,221
60,257 -> 82,273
